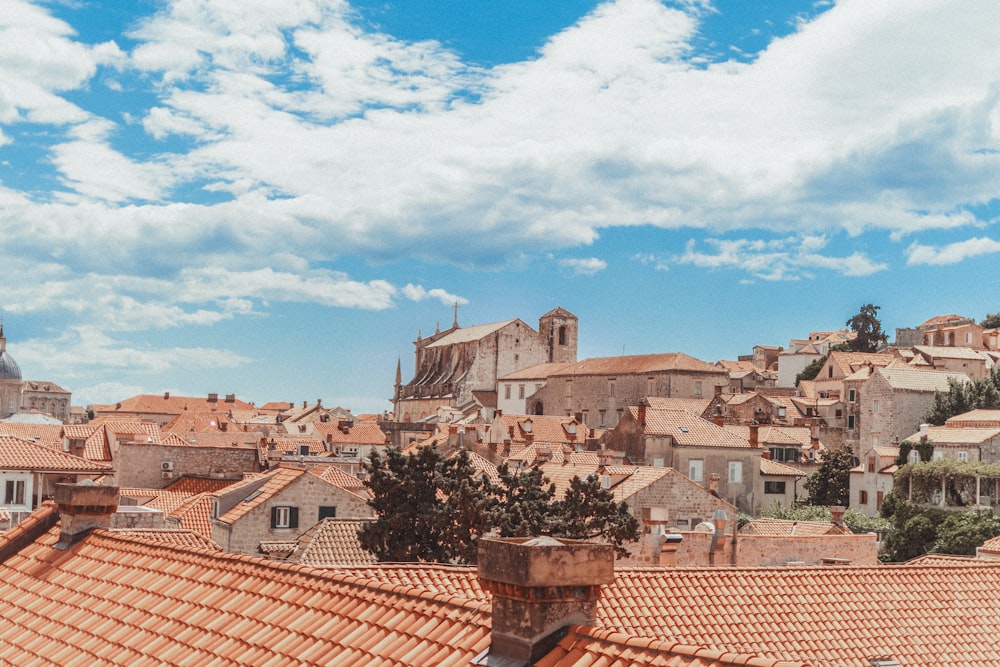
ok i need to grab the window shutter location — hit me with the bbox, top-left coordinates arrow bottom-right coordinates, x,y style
270,506 -> 278,528
288,507 -> 299,529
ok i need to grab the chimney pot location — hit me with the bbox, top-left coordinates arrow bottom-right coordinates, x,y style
54,482 -> 119,549
478,537 -> 614,665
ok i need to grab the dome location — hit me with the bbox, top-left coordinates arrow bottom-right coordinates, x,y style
0,351 -> 20,381
0,326 -> 21,381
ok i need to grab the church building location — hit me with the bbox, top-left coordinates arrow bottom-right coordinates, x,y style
392,307 -> 577,423
0,326 -> 72,422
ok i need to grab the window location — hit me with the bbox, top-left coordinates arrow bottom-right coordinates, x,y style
647,378 -> 655,394
565,381 -> 572,397
688,459 -> 704,482
558,326 -> 566,345
958,451 -> 969,462
828,366 -> 833,378
518,384 -> 525,399
598,410 -> 606,427
908,450 -> 920,464
271,506 -> 299,529
835,409 -> 842,418
608,381 -> 616,397
932,451 -> 944,461
867,456 -> 876,473
694,381 -> 702,397
848,415 -> 856,430
764,481 -> 786,494
876,491 -> 884,509
728,461 -> 743,484
4,480 -> 25,506
318,506 -> 336,520
504,385 -> 511,400
849,388 -> 856,402
872,400 -> 880,414
859,490 -> 869,505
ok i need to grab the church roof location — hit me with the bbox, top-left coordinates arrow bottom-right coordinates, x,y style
0,326 -> 21,381
424,320 -> 518,347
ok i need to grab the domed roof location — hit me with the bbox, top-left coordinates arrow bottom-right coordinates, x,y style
0,326 -> 21,381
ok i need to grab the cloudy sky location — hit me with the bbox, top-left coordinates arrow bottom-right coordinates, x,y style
1,0 -> 998,414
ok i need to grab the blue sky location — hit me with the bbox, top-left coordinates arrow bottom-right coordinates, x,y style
2,0 -> 999,415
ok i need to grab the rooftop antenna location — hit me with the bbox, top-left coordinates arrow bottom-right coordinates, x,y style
452,301 -> 460,328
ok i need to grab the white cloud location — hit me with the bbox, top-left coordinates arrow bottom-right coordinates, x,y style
905,237 -> 1000,265
677,236 -> 887,280
559,257 -> 608,276
401,285 -> 468,307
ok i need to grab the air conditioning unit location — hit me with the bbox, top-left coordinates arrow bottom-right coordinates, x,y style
161,461 -> 174,472
161,471 -> 174,479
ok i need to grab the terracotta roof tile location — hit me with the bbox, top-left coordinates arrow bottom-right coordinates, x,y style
552,353 -> 726,377
291,518 -> 379,567
213,466 -> 308,525
0,423 -> 64,450
0,525 -> 490,665
639,409 -> 752,448
0,434 -> 112,472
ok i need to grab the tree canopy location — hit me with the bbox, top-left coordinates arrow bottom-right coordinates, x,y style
924,367 -> 1000,425
359,445 -> 640,563
846,303 -> 888,352
803,446 -> 855,507
981,313 -> 1000,329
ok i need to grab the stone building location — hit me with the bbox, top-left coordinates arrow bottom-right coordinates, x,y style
0,326 -> 71,422
860,366 -> 968,450
393,307 -> 577,422
524,352 -> 728,430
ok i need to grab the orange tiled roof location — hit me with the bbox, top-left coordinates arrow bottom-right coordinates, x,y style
111,528 -> 220,550
0,423 -> 64,450
536,626 -> 811,667
213,466 -> 308,525
292,518 -> 378,567
168,492 -> 216,542
552,352 -> 725,377
314,421 -> 388,446
759,458 -> 807,477
740,518 -> 847,536
494,414 -> 585,445
637,408 -> 752,448
498,361 -> 576,381
645,396 -> 714,415
312,466 -> 371,497
91,392 -> 255,415
0,434 -> 111,472
0,523 -> 491,665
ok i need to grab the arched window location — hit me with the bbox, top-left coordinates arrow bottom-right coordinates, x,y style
534,402 -> 544,415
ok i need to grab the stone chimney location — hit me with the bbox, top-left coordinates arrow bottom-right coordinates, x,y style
478,537 -> 614,665
749,422 -> 759,448
54,482 -> 119,549
637,399 -> 647,428
830,505 -> 846,527
708,472 -> 720,496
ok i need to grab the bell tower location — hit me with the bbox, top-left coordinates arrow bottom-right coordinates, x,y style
538,307 -> 578,364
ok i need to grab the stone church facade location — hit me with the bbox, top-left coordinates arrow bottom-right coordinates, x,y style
0,326 -> 71,421
392,307 -> 578,423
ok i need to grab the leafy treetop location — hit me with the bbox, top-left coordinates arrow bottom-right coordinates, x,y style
846,303 -> 888,352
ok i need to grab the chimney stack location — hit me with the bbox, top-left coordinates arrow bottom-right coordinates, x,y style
749,422 -> 759,448
54,482 -> 119,549
478,537 -> 614,665
638,399 -> 647,428
830,505 -> 846,527
708,473 -> 720,497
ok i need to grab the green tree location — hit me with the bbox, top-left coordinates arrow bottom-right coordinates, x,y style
494,462 -> 556,538
359,445 -> 456,562
361,447 -> 642,564
924,367 -> 1000,425
933,510 -> 1000,555
550,475 -> 640,558
795,353 -> 828,386
803,446 -> 855,507
981,313 -> 1000,329
438,449 -> 498,564
846,303 -> 888,352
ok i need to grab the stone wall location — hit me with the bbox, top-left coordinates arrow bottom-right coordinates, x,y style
649,530 -> 878,566
116,443 -> 261,488
529,370 -> 728,430
214,473 -> 373,555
